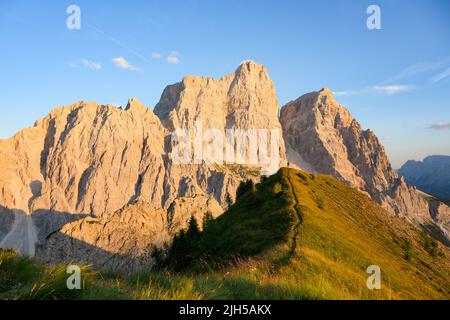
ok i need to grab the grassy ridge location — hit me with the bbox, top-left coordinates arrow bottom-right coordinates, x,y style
281,169 -> 449,299
1,168 -> 449,300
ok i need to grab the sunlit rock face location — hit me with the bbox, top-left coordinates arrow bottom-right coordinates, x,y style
155,60 -> 286,174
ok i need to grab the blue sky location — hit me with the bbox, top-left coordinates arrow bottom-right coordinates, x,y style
0,0 -> 449,167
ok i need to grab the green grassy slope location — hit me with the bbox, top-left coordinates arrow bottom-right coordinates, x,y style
1,168 -> 449,300
279,168 -> 449,299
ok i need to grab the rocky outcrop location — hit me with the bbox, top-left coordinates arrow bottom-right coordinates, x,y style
36,202 -> 168,274
280,88 -> 450,240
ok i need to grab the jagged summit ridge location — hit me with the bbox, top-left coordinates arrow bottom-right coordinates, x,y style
155,60 -> 281,129
154,60 -> 285,173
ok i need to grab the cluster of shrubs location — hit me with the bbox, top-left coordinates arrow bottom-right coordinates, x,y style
153,180 -> 259,272
153,176 -> 293,272
153,213 -> 213,271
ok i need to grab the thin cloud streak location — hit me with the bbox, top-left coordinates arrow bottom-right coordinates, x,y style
81,59 -> 102,70
333,85 -> 411,97
86,22 -> 150,64
429,122 -> 450,130
336,57 -> 450,98
431,67 -> 450,83
151,52 -> 162,59
371,85 -> 411,95
381,58 -> 450,84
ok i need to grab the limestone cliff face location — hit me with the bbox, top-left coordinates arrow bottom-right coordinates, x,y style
280,88 -> 450,239
0,61 -> 286,272
0,99 -> 172,269
155,61 -> 283,132
0,99 -> 167,216
155,61 -> 286,174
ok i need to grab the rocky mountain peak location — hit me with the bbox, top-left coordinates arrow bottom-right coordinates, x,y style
319,87 -> 333,94
154,61 -> 286,169
281,89 -> 450,239
155,60 -> 278,128
234,60 -> 268,77
293,88 -> 353,129
125,97 -> 146,112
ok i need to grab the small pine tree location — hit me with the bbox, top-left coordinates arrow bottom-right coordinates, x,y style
167,230 -> 187,267
236,180 -> 256,200
150,245 -> 166,269
186,216 -> 201,241
203,211 -> 214,229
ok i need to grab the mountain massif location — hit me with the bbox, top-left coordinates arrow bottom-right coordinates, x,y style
398,155 -> 450,202
0,61 -> 449,272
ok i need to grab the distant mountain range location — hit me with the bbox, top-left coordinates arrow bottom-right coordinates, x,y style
398,155 -> 450,203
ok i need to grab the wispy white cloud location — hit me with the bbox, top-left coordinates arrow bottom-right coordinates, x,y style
333,85 -> 411,97
68,60 -> 102,70
381,58 -> 450,84
166,51 -> 180,64
335,57 -> 450,98
112,56 -> 143,72
429,122 -> 450,130
151,52 -> 161,59
333,91 -> 350,97
81,59 -> 102,70
431,67 -> 450,83
371,85 -> 411,95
